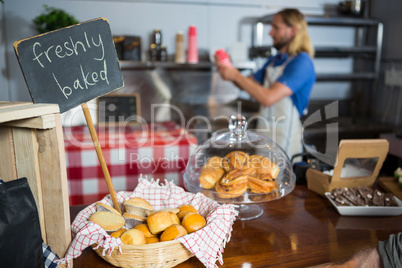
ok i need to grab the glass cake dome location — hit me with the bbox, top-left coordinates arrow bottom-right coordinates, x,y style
183,114 -> 296,220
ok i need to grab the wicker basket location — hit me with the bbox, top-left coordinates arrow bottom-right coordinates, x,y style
92,239 -> 194,268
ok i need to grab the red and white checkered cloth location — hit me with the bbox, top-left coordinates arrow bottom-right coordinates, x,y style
59,177 -> 238,268
64,122 -> 197,205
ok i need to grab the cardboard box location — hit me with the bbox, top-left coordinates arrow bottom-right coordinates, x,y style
306,139 -> 389,196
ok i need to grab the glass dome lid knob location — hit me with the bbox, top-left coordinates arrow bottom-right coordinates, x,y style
229,114 -> 248,141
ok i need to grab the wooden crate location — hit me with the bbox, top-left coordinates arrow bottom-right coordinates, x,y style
0,101 -> 71,260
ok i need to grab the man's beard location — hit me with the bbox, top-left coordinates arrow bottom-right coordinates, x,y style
273,41 -> 288,51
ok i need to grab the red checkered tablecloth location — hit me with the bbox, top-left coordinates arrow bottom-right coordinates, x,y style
64,121 -> 198,205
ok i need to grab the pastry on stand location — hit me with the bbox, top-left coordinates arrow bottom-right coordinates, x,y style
184,114 -> 296,220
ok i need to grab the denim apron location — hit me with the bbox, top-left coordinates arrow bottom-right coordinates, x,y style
256,57 -> 303,160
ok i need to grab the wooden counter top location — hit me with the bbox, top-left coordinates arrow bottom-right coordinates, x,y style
69,185 -> 402,267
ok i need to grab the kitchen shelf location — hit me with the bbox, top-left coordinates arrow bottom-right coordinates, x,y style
258,14 -> 381,27
119,60 -> 213,71
250,46 -> 378,58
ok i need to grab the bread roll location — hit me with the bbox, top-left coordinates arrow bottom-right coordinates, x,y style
160,224 -> 188,242
177,204 -> 198,220
150,207 -> 180,215
199,156 -> 225,189
146,237 -> 160,244
120,229 -> 146,245
178,204 -> 197,213
177,210 -> 193,221
110,228 -> 127,238
147,211 -> 174,234
170,212 -> 180,225
181,213 -> 206,234
88,211 -> 125,232
134,223 -> 157,238
123,197 -> 153,218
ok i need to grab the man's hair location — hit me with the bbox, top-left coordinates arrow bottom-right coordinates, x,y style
276,8 -> 315,58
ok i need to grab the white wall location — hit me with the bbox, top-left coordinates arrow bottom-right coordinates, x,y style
1,0 -> 345,103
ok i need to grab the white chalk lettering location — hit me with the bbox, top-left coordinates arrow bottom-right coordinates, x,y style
31,31 -> 106,68
80,64 -> 95,89
69,36 -> 87,55
84,32 -> 91,48
32,42 -> 44,68
43,45 -> 55,63
92,72 -> 99,82
64,41 -> 74,56
55,45 -> 65,59
100,59 -> 109,85
52,60 -> 109,98
92,34 -> 104,61
52,73 -> 72,99
73,79 -> 84,90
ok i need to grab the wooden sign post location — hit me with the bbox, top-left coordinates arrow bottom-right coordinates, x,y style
14,18 -> 124,213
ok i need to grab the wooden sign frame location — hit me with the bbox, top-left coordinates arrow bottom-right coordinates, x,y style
97,93 -> 141,125
13,17 -> 124,113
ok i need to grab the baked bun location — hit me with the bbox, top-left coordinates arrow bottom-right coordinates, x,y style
95,202 -> 121,215
147,211 -> 174,234
146,237 -> 160,244
134,223 -> 157,238
160,224 -> 188,242
177,204 -> 198,220
177,210 -> 193,221
170,212 -> 180,225
247,176 -> 276,193
150,207 -> 180,215
199,156 -> 225,189
88,211 -> 125,232
120,229 -> 146,245
123,197 -> 153,218
110,228 -> 127,238
181,213 -> 206,234
123,212 -> 145,229
222,151 -> 250,171
250,155 -> 280,179
215,171 -> 249,198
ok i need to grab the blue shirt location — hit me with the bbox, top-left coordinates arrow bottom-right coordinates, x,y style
253,52 -> 316,117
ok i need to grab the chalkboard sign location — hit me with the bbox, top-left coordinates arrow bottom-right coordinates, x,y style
14,18 -> 124,113
97,93 -> 141,125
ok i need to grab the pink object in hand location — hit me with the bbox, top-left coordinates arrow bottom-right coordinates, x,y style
214,49 -> 232,68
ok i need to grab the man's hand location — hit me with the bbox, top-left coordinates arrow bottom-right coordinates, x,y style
215,62 -> 241,82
